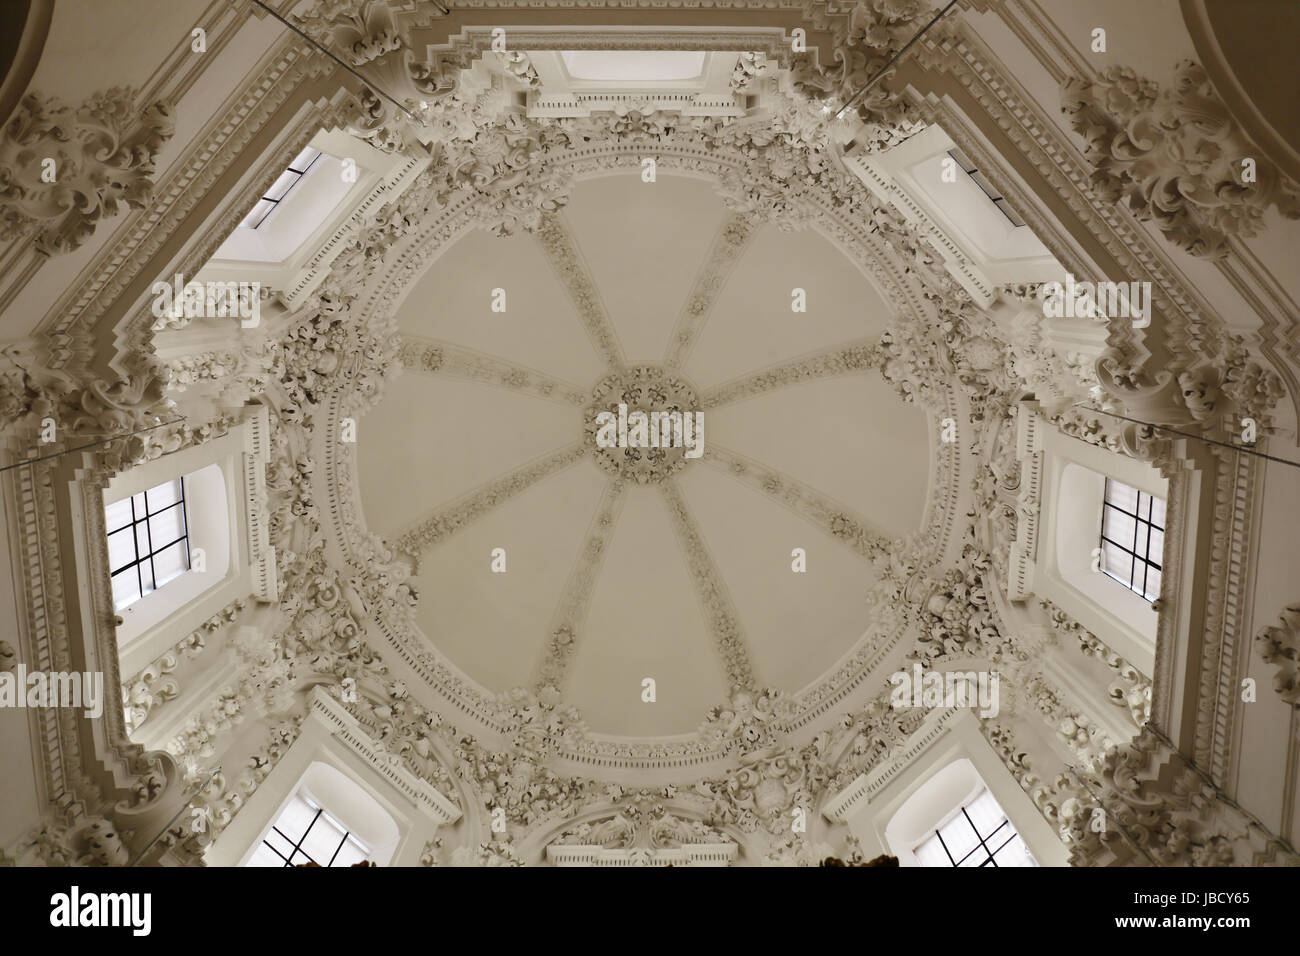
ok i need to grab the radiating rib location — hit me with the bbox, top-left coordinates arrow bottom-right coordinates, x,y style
659,479 -> 757,691
701,443 -> 894,562
534,478 -> 627,694
397,334 -> 588,406
534,212 -> 625,368
394,442 -> 587,558
698,338 -> 884,409
663,214 -> 755,370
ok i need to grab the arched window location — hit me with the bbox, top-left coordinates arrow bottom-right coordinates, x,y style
240,146 -> 322,230
245,792 -> 372,868
822,711 -> 1070,866
1010,403 -> 1169,672
106,476 -> 192,610
241,761 -> 401,867
1098,478 -> 1165,601
202,689 -> 460,867
104,406 -> 277,680
106,461 -> 231,649
912,787 -> 1037,867
884,757 -> 1037,867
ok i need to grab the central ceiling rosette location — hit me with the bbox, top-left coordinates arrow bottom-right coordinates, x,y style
586,365 -> 702,485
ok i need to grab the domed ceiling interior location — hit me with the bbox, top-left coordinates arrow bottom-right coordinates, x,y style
7,0 -> 1297,873
357,173 -> 931,737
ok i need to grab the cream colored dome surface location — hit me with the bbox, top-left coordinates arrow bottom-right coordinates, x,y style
356,173 -> 930,737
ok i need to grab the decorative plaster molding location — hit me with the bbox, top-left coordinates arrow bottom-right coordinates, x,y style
122,599 -> 246,734
242,404 -> 278,603
533,212 -> 625,365
534,478 -> 626,695
308,687 -> 461,824
1041,598 -> 1152,727
702,442 -> 892,563
529,92 -> 747,120
789,0 -> 939,154
659,478 -> 757,691
397,334 -> 588,406
547,802 -> 737,866
663,213 -> 754,371
822,706 -> 962,823
698,338 -> 883,409
1005,404 -> 1043,600
586,366 -> 700,484
547,843 -> 736,866
393,442 -> 587,560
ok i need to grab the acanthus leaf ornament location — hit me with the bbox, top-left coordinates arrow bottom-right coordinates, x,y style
1256,604 -> 1300,707
1061,60 -> 1300,259
0,88 -> 175,256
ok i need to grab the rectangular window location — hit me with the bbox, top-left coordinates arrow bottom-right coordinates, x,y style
913,789 -> 1037,867
1099,478 -> 1165,601
240,146 -> 322,230
245,794 -> 371,867
106,478 -> 191,611
947,147 -> 1027,228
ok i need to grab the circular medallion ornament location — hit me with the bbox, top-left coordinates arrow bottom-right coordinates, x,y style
585,365 -> 702,484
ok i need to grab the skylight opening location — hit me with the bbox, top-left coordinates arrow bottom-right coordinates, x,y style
105,477 -> 191,611
559,51 -> 707,83
948,147 -> 1026,228
240,146 -> 323,230
1099,478 -> 1165,602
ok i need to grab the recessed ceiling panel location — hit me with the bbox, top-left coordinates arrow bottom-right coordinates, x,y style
561,50 -> 706,82
685,223 -> 894,389
410,459 -> 608,693
705,374 -> 930,541
357,373 -> 577,540
567,487 -> 729,736
395,227 -> 606,388
676,463 -> 877,692
562,174 -> 729,363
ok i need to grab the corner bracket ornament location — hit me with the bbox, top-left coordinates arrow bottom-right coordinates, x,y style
0,87 -> 175,256
1060,60 -> 1300,259
1,345 -> 175,446
790,0 -> 939,154
1256,604 -> 1300,707
1093,330 -> 1285,457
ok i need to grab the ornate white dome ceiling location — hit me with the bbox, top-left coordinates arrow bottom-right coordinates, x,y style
355,172 -> 931,737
